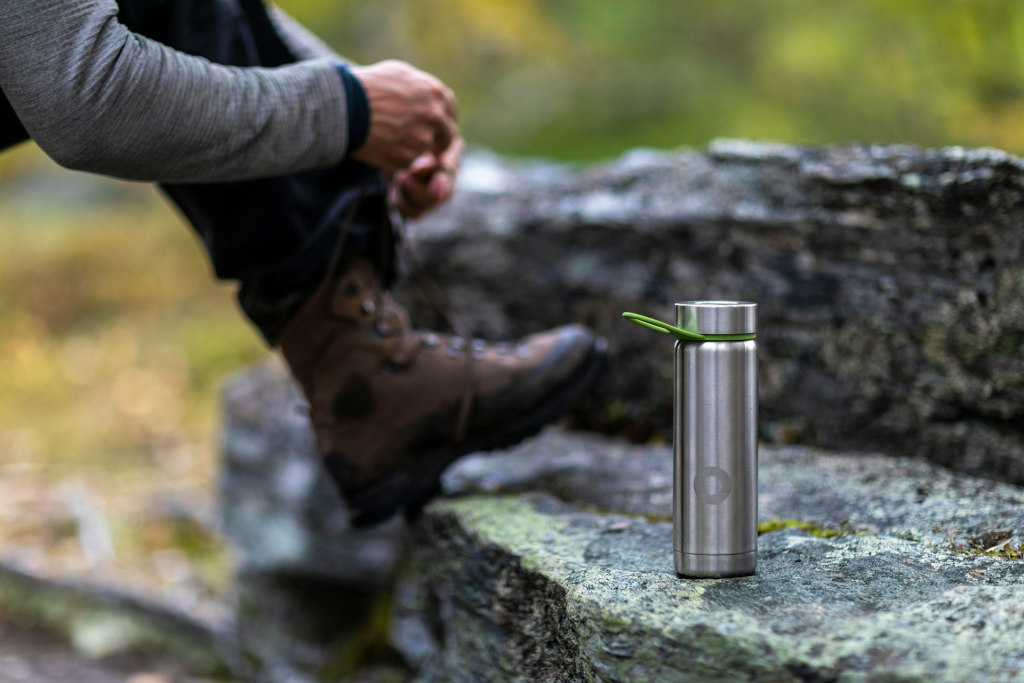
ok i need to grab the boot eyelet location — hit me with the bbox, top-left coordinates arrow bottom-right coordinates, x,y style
422,333 -> 441,348
447,337 -> 465,358
361,300 -> 376,316
516,346 -> 531,359
472,339 -> 487,358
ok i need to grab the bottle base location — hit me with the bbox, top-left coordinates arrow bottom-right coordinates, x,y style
675,550 -> 756,578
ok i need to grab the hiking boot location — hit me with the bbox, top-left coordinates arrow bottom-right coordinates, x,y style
280,256 -> 606,527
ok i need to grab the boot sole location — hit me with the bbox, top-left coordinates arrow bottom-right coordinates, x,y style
346,336 -> 608,528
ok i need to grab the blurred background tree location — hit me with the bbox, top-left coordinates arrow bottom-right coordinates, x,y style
281,0 -> 1024,159
2,0 -> 1024,602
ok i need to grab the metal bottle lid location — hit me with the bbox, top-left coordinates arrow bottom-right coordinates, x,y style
675,301 -> 756,336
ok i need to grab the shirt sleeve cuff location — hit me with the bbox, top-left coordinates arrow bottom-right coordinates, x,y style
334,64 -> 370,155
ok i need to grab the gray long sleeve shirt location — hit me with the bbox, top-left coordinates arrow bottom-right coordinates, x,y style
0,1 -> 352,183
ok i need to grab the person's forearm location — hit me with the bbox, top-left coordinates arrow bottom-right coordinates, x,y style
0,0 -> 351,183
268,5 -> 349,64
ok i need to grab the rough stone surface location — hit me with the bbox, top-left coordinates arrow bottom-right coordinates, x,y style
218,361 -> 1024,683
0,624 -> 199,683
219,359 -> 411,683
442,430 -> 1024,546
397,143 -> 1024,485
392,430 -> 1024,683
219,359 -> 408,587
0,560 -> 226,675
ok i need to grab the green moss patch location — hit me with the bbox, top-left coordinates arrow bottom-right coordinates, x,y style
757,519 -> 859,539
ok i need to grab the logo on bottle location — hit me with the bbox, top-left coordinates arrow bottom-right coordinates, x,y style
693,466 -> 732,504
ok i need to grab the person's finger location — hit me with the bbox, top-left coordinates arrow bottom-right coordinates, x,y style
390,185 -> 419,219
394,185 -> 428,219
428,171 -> 454,203
440,85 -> 458,122
409,152 -> 438,179
424,73 -> 458,121
396,168 -> 430,201
392,164 -> 455,218
398,173 -> 434,209
437,135 -> 464,173
390,142 -> 424,172
431,115 -> 458,156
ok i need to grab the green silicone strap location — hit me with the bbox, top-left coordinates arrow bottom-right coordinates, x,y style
701,333 -> 757,341
621,312 -> 755,342
622,312 -> 704,340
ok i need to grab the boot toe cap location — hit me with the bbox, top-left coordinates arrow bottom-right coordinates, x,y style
525,323 -> 602,374
474,324 -> 604,420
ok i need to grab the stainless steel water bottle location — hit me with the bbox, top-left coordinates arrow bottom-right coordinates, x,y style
673,301 -> 757,578
622,301 -> 758,578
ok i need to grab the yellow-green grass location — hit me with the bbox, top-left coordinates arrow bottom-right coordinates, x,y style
0,149 -> 266,609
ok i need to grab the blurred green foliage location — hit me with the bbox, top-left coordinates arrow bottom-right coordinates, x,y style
279,0 -> 1024,160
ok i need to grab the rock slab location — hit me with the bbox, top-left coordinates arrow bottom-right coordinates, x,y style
399,143 -> 1024,484
393,431 -> 1024,683
219,362 -> 1024,683
219,360 -> 410,683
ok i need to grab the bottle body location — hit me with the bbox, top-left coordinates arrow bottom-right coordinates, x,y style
673,339 -> 758,578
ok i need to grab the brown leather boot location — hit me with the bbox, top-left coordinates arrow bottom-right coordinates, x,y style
280,256 -> 606,527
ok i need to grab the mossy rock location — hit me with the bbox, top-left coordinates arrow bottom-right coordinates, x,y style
391,431 -> 1024,683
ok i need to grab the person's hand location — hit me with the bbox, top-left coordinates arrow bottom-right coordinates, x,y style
349,60 -> 458,172
390,135 -> 463,219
